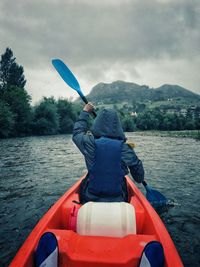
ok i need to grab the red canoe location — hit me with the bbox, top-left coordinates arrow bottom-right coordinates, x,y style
9,176 -> 183,267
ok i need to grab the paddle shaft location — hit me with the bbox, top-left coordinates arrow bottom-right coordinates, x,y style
142,181 -> 147,187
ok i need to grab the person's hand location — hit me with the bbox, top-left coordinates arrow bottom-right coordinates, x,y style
83,102 -> 95,113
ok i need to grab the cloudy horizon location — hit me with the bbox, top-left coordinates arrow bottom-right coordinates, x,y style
1,0 -> 200,104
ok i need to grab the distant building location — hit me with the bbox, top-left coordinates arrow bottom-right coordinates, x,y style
163,106 -> 199,118
130,111 -> 138,117
180,109 -> 187,117
166,108 -> 178,114
179,106 -> 199,118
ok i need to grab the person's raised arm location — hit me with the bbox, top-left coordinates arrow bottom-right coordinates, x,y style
72,102 -> 95,152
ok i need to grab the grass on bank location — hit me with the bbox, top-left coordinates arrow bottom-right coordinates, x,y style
135,130 -> 200,139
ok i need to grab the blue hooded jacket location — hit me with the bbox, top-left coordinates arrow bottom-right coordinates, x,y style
73,109 -> 144,201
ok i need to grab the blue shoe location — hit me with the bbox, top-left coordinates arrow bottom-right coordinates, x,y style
139,241 -> 164,267
35,232 -> 58,267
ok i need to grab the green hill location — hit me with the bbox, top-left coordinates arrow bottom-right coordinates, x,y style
85,81 -> 200,108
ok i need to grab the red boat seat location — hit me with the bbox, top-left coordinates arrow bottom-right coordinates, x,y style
47,229 -> 157,267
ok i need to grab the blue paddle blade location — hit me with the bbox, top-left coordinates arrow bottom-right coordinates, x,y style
145,185 -> 167,208
52,59 -> 83,95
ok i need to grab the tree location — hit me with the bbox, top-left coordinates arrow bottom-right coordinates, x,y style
0,48 -> 31,137
184,108 -> 195,130
0,48 -> 26,92
3,86 -> 32,136
175,114 -> 185,130
136,103 -> 146,113
0,100 -> 15,138
150,108 -> 163,130
194,106 -> 200,130
122,116 -> 136,132
162,113 -> 175,130
136,112 -> 151,130
32,97 -> 59,135
57,99 -> 77,133
136,109 -> 160,130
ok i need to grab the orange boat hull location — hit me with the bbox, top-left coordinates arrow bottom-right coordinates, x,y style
9,176 -> 183,267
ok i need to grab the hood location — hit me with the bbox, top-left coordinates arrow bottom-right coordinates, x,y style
91,109 -> 125,140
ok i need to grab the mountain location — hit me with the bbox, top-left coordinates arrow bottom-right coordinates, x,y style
85,81 -> 200,107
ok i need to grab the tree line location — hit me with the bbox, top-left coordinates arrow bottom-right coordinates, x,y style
0,48 -> 200,138
0,48 -> 81,138
119,106 -> 200,132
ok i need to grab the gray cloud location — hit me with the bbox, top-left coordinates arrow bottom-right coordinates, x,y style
0,0 -> 200,103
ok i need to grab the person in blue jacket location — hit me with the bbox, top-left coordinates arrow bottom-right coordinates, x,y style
72,102 -> 145,203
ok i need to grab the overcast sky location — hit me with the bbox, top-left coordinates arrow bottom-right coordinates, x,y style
0,0 -> 200,104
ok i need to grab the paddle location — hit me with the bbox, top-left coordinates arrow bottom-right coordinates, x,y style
52,59 -> 96,117
142,180 -> 167,208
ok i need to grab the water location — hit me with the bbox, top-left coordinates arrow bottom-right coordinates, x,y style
0,134 -> 200,267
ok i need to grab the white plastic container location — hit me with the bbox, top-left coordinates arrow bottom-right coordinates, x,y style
77,202 -> 136,237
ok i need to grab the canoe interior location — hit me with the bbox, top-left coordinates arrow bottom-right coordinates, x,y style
9,176 -> 183,267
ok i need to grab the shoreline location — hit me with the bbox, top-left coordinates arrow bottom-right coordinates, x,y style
134,130 -> 200,139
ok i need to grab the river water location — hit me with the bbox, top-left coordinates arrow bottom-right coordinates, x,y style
0,134 -> 200,267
